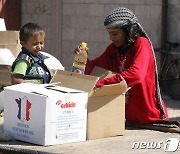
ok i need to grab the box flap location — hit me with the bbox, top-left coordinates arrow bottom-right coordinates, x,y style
4,83 -> 84,98
90,78 -> 128,97
90,66 -> 115,80
90,66 -> 108,77
50,70 -> 99,93
45,84 -> 85,93
4,83 -> 36,93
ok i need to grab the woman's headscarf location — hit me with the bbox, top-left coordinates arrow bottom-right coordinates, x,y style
104,7 -> 138,28
104,7 -> 166,120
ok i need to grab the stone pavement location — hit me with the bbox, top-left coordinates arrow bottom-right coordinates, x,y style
0,94 -> 179,154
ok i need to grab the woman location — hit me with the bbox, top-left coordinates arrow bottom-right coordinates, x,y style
76,7 -> 169,124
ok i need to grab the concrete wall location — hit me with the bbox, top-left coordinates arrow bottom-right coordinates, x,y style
20,0 -> 179,71
168,0 -> 180,49
21,0 -> 63,63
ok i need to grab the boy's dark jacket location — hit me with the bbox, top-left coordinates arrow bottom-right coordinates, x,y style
12,47 -> 51,83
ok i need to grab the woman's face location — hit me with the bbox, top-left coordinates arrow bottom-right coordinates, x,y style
107,28 -> 127,48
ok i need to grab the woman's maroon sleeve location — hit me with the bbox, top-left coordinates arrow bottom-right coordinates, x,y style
96,38 -> 152,87
85,45 -> 113,75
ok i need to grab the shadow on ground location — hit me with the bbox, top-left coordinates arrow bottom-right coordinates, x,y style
162,94 -> 180,110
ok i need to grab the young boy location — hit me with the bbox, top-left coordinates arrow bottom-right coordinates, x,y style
11,22 -> 52,84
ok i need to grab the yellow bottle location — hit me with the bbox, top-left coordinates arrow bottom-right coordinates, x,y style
72,42 -> 87,74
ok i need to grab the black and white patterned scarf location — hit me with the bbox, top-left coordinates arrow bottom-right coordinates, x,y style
104,7 -> 166,119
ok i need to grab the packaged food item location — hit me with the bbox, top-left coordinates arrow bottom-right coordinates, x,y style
72,42 -> 87,74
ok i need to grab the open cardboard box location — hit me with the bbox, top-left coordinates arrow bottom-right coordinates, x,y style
51,66 -> 128,140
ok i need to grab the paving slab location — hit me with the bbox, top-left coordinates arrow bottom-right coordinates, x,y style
0,94 -> 179,154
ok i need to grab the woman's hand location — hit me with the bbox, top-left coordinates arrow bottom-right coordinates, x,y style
95,78 -> 113,88
74,44 -> 89,54
95,75 -> 122,88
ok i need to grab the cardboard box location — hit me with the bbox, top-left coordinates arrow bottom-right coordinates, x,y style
51,68 -> 127,140
0,65 -> 11,86
4,83 -> 88,145
0,31 -> 21,58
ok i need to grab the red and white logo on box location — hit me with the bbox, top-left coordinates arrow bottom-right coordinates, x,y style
56,100 -> 76,108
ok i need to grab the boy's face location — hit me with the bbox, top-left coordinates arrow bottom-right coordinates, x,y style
107,28 -> 127,47
21,34 -> 45,56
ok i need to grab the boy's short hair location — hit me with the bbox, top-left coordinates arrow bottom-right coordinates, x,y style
19,22 -> 45,42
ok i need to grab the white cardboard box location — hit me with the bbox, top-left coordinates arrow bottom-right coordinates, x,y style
3,83 -> 88,145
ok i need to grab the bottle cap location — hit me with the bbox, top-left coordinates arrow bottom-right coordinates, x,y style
81,42 -> 87,48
